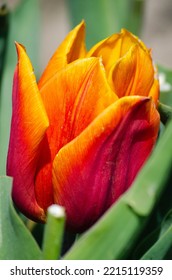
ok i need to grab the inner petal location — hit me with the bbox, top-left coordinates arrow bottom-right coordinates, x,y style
108,45 -> 155,99
87,29 -> 148,75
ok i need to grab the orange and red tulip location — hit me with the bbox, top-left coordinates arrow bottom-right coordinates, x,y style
7,22 -> 160,232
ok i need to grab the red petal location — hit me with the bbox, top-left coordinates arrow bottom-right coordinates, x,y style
52,96 -> 160,232
7,43 -> 49,222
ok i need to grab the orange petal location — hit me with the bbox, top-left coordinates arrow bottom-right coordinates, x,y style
87,29 -> 148,75
38,21 -> 86,89
149,78 -> 159,105
7,43 -> 49,222
35,58 -> 117,208
87,33 -> 121,73
40,57 -> 117,150
52,96 -> 160,232
108,45 -> 156,100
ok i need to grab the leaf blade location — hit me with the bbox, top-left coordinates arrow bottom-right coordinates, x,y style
0,176 -> 41,260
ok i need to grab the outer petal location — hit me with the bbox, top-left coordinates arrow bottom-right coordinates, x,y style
35,58 -> 117,209
38,21 -> 86,88
108,45 -> 158,103
87,29 -> 148,74
52,96 -> 160,232
7,43 -> 49,222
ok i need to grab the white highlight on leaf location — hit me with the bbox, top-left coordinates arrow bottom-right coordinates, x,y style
159,72 -> 172,92
48,204 -> 65,218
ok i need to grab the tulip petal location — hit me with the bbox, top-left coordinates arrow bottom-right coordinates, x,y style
87,29 -> 148,74
35,58 -> 117,209
7,43 -> 49,222
108,45 -> 158,103
149,78 -> 159,105
40,57 -> 117,143
52,96 -> 160,232
38,21 -> 86,88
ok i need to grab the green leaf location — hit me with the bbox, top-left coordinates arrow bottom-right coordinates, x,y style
159,210 -> 172,237
0,0 -> 40,174
133,227 -> 161,259
64,200 -> 144,260
141,210 -> 172,259
67,0 -> 144,49
63,118 -> 172,260
0,176 -> 41,260
158,102 -> 172,125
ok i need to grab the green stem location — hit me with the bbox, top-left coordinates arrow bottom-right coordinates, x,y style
158,102 -> 172,125
42,205 -> 66,260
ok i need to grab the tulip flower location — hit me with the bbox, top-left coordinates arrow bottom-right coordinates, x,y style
7,21 -> 160,232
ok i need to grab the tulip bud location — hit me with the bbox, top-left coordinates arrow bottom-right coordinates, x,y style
7,21 -> 160,232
